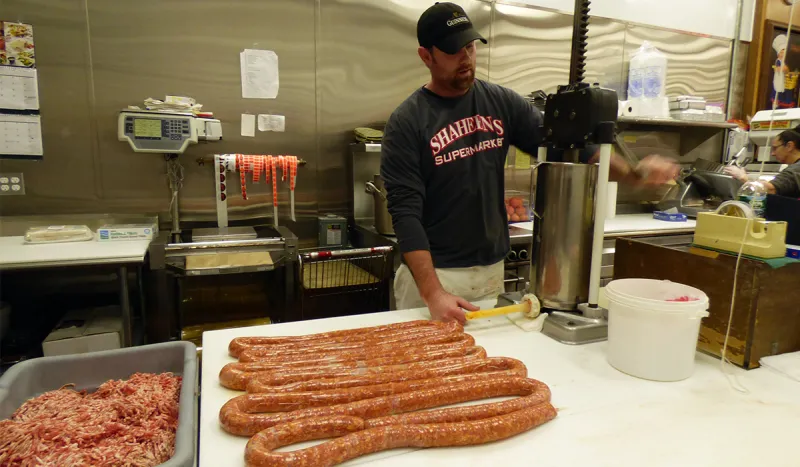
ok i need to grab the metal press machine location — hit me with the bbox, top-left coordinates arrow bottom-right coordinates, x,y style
497,0 -> 617,344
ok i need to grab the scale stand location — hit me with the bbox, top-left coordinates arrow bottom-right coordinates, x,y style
498,0 -> 616,344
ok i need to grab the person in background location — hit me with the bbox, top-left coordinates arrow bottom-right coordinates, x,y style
724,126 -> 800,198
381,2 -> 679,324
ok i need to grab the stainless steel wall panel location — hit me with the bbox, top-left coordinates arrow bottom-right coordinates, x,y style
490,4 -> 626,97
489,3 -> 571,95
623,25 -> 732,103
316,0 -> 491,216
583,17 -> 628,96
85,0 -> 319,224
0,0 -> 98,213
1,0 -> 320,227
0,0 -> 739,241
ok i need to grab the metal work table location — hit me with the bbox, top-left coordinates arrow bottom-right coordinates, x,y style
0,236 -> 151,347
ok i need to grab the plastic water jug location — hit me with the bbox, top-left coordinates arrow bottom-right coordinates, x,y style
628,41 -> 667,100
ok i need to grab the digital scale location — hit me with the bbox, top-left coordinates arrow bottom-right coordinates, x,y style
749,108 -> 800,161
117,110 -> 221,154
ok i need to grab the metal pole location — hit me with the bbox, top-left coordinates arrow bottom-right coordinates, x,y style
726,0 -> 744,120
167,157 -> 183,243
587,143 -> 611,309
118,265 -> 132,347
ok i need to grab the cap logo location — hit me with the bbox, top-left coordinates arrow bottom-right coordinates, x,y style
446,14 -> 469,27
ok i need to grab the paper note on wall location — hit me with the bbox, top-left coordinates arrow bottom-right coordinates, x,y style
0,113 -> 43,156
240,49 -> 279,99
257,114 -> 285,132
241,114 -> 255,137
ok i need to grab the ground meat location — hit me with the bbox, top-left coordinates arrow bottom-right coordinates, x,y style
0,372 -> 182,467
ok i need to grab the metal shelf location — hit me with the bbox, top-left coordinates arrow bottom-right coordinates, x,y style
617,116 -> 738,130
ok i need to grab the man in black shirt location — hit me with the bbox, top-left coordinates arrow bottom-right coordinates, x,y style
381,2 -> 678,323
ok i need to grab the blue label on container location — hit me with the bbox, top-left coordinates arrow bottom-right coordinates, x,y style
643,66 -> 663,98
738,194 -> 766,217
628,68 -> 644,98
99,230 -> 109,240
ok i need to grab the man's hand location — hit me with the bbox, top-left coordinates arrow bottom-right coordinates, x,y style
424,289 -> 478,325
633,155 -> 680,185
723,165 -> 749,183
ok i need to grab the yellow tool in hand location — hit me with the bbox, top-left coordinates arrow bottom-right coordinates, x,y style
465,294 -> 541,320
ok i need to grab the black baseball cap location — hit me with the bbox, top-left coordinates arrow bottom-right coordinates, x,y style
417,2 -> 487,55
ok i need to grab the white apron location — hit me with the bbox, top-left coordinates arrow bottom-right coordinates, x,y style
393,260 -> 505,310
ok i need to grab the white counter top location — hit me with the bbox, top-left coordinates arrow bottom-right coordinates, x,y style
604,213 -> 697,235
511,213 -> 696,236
200,303 -> 798,467
0,236 -> 151,270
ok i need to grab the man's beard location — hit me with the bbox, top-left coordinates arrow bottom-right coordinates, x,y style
451,68 -> 475,91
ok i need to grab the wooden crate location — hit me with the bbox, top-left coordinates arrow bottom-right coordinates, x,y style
613,238 -> 800,369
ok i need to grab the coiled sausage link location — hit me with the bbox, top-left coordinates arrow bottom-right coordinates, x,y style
240,370 -> 530,412
246,356 -> 525,394
238,330 -> 472,362
244,403 -> 557,467
220,374 -> 537,436
229,320 -> 457,357
220,346 -> 487,391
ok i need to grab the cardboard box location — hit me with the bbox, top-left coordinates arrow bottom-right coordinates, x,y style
96,224 -> 157,242
42,307 -> 122,357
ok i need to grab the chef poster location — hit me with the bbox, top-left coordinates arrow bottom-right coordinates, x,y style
0,21 -> 36,68
762,24 -> 800,110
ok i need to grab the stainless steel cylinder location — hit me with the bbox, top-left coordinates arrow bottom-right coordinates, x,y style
530,162 -> 598,310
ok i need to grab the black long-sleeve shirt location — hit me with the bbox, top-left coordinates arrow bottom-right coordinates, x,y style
380,80 -> 543,268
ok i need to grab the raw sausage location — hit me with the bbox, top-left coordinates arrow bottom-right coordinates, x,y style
245,355 -> 516,391
237,331 -> 469,362
238,328 -> 466,361
246,356 -> 525,393
237,323 -> 463,355
241,371 -> 532,411
233,320 -> 461,356
244,403 -> 557,467
220,373 -> 536,436
239,337 -> 476,365
224,346 -> 483,385
238,332 -> 474,362
220,346 -> 487,391
229,320 -> 456,357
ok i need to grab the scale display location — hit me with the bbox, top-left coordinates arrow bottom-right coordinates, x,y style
118,111 -> 198,154
133,119 -> 162,138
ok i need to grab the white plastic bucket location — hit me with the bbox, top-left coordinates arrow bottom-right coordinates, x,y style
606,279 -> 710,382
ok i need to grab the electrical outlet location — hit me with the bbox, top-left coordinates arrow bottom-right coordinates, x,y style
0,173 -> 25,195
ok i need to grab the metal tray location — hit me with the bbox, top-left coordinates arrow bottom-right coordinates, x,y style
0,341 -> 198,467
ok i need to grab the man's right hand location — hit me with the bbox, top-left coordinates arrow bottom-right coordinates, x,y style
424,289 -> 479,325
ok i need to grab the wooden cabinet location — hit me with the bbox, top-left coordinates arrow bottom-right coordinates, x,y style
614,238 -> 800,369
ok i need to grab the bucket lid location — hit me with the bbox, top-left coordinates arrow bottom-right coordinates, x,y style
606,279 -> 709,314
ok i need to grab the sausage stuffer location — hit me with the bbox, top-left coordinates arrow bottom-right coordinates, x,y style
496,0 -> 616,344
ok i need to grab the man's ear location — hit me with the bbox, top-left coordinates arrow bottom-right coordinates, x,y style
787,141 -> 796,152
418,46 -> 433,67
